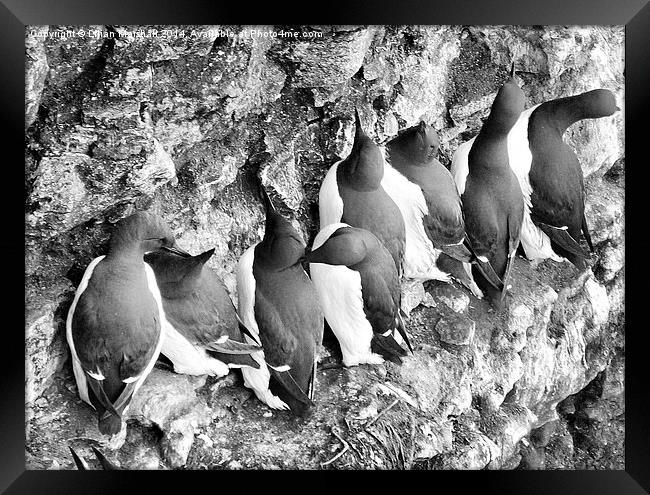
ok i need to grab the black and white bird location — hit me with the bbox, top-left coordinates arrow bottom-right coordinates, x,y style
305,223 -> 412,366
382,121 -> 482,297
236,188 -> 324,416
69,446 -> 120,470
66,212 -> 184,435
319,109 -> 406,275
450,65 -> 526,307
143,247 -> 261,377
453,88 -> 619,269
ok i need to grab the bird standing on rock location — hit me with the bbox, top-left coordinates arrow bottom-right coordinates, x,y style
66,211 -> 184,436
452,85 -> 619,270
451,64 -> 526,307
236,187 -> 324,416
319,109 -> 406,276
382,121 -> 482,297
306,223 -> 412,367
512,89 -> 619,268
143,247 -> 261,377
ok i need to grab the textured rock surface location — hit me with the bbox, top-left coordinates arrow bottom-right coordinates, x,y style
25,25 -> 624,470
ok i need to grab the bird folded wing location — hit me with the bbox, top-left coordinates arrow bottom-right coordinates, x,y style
536,222 -> 591,259
500,212 -> 523,297
308,358 -> 317,401
85,374 -> 121,420
581,213 -> 594,253
396,309 -> 414,353
371,332 -> 407,363
205,338 -> 261,355
112,380 -> 138,417
438,241 -> 473,263
464,239 -> 504,291
254,290 -> 315,407
268,366 -> 315,407
236,312 -> 262,346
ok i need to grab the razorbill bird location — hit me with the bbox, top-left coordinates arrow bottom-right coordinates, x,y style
520,89 -> 619,268
66,211 -> 184,435
382,121 -> 483,297
319,109 -> 406,275
451,64 -> 525,307
452,88 -> 619,269
236,187 -> 324,416
143,247 -> 261,377
305,223 -> 413,366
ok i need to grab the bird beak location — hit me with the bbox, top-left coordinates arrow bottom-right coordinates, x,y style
162,244 -> 191,257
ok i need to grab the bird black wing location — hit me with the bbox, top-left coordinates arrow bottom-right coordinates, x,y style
253,290 -> 314,407
464,237 -> 504,291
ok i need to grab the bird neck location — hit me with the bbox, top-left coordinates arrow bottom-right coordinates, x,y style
106,243 -> 146,262
541,95 -> 598,135
481,111 -> 517,138
340,157 -> 383,191
388,146 -> 428,170
468,131 -> 508,173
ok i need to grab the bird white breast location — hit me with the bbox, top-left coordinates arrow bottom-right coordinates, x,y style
236,244 -> 289,410
506,104 -> 563,262
450,139 -> 473,196
318,161 -> 344,229
381,160 -> 449,282
310,224 -> 384,367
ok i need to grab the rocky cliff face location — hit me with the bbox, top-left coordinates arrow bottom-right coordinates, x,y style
25,25 -> 624,470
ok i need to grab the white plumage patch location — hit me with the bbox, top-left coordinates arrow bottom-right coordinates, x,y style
268,364 -> 291,372
87,368 -> 105,381
318,161 -> 344,229
506,104 -> 563,262
506,105 -> 538,205
122,375 -> 140,384
236,244 -> 289,411
381,159 -> 450,283
66,255 -> 106,407
137,263 -> 167,395
450,139 -> 474,196
309,223 -> 384,367
160,318 -> 229,377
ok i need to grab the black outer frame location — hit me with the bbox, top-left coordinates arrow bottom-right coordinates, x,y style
6,0 -> 648,492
